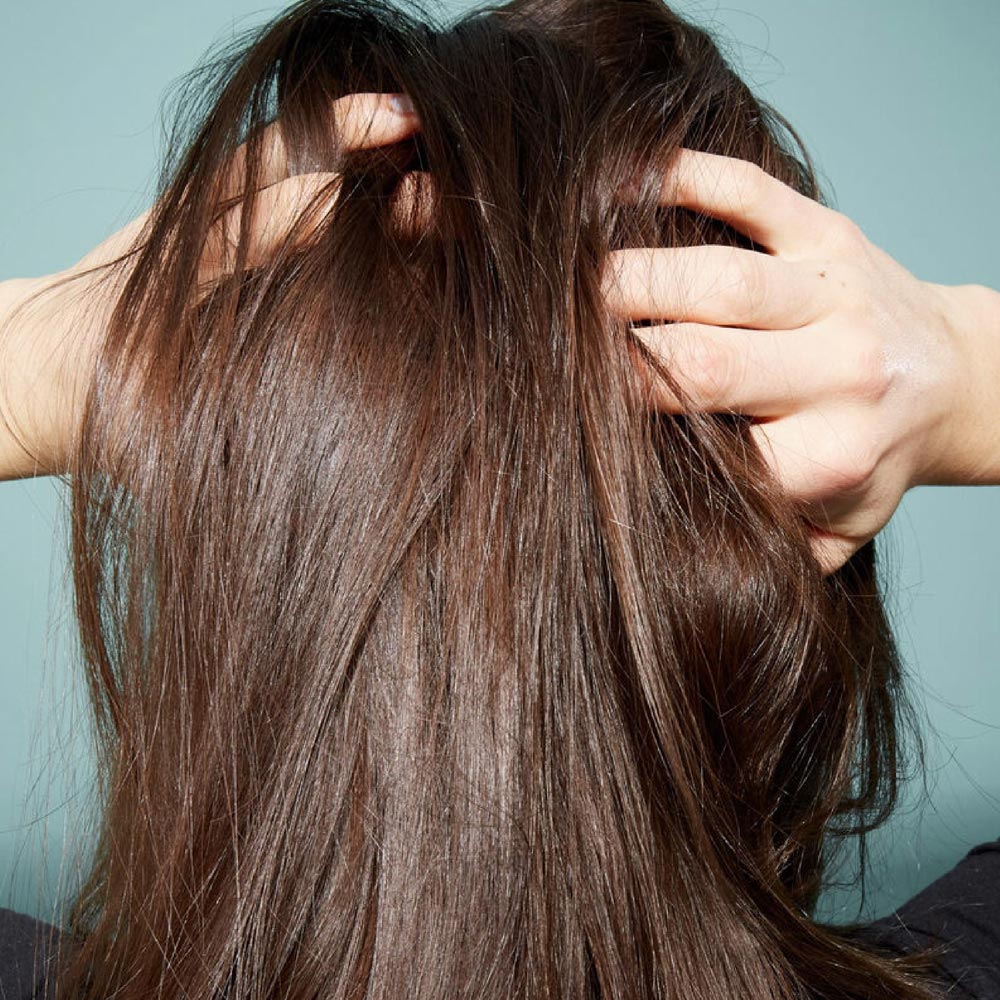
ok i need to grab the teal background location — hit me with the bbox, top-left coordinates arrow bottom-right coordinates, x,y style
1,0 -> 997,925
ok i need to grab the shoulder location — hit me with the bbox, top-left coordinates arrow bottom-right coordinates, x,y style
854,838 -> 1000,1000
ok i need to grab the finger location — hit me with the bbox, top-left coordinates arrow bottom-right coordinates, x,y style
806,523 -> 862,576
749,416 -> 879,573
200,163 -> 441,285
218,92 -> 420,202
748,411 -> 884,532
201,92 -> 421,286
603,245 -> 834,330
330,91 -> 421,149
198,171 -> 342,287
657,148 -> 841,259
748,412 -> 851,507
73,207 -> 154,272
628,321 -> 838,416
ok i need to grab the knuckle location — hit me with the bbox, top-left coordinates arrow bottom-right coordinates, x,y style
733,254 -> 769,316
683,334 -> 738,405
826,213 -> 864,252
819,435 -> 880,494
848,334 -> 891,402
851,439 -> 881,485
736,160 -> 769,206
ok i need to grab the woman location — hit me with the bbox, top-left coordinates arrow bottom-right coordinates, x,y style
0,0 -> 998,997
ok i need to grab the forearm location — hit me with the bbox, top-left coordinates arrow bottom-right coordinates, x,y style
0,275 -> 72,481
928,282 -> 1000,487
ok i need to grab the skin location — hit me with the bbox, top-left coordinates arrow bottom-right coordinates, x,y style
602,150 -> 1000,572
0,92 -> 420,484
1,94 -> 999,576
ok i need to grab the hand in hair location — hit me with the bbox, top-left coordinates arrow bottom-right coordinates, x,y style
4,93 -> 997,579
602,149 -> 1000,574
192,119 -> 998,578
0,92 -> 420,482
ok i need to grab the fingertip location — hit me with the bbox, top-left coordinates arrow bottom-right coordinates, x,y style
379,92 -> 421,144
386,92 -> 417,117
330,92 -> 422,150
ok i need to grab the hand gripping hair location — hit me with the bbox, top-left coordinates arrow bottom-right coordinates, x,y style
47,2 -> 945,998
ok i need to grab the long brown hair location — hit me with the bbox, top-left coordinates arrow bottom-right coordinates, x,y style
42,0 -> 946,995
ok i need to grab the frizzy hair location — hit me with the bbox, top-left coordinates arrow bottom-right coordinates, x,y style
40,0 -> 946,996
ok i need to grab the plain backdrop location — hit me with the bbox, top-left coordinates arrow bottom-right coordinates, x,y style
0,0 -> 998,925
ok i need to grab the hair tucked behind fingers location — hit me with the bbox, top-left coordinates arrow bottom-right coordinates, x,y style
49,0 -> 946,997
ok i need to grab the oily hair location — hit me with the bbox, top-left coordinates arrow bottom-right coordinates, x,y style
38,0 -> 945,996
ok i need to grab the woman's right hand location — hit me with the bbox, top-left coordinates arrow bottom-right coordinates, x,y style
603,149 -> 1000,575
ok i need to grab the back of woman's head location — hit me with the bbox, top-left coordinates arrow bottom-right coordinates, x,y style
55,0 -> 942,997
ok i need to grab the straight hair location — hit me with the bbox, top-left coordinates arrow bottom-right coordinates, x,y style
28,0 -> 949,996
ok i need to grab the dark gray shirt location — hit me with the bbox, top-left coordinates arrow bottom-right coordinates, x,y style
2,838 -> 999,998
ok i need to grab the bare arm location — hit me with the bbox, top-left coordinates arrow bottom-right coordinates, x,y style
937,280 -> 1000,486
0,92 -> 420,484
4,136 -> 1000,578
0,273 -> 75,481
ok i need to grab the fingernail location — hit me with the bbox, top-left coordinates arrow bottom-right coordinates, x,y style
388,93 -> 416,116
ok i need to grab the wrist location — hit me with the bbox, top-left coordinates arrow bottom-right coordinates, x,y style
918,281 -> 1000,487
0,274 -> 73,480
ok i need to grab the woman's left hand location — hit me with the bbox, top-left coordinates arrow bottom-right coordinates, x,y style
0,93 -> 420,481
